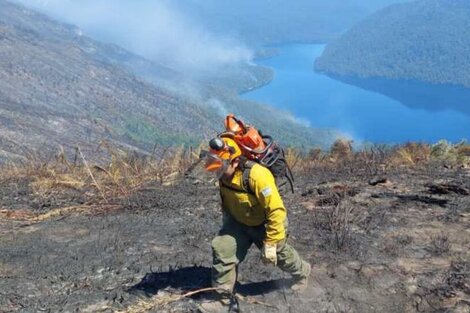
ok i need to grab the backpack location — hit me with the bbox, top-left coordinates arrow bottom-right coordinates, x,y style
220,114 -> 295,194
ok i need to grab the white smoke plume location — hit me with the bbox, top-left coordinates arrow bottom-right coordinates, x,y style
204,98 -> 229,117
14,0 -> 254,73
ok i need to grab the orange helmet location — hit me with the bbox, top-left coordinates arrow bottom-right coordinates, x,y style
204,137 -> 242,177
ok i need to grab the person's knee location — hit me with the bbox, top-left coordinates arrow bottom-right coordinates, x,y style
212,235 -> 237,261
276,241 -> 291,255
277,244 -> 298,265
277,250 -> 294,263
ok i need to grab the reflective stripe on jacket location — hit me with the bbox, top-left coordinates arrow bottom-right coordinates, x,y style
220,163 -> 286,244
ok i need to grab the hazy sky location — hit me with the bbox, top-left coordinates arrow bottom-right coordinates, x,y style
14,0 -> 253,73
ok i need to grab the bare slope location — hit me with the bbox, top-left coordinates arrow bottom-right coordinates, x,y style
0,148 -> 469,312
0,0 -> 337,161
0,0 -> 222,160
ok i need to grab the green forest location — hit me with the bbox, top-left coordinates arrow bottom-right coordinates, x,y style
315,0 -> 470,88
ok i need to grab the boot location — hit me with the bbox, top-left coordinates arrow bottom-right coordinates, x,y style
198,291 -> 233,313
290,262 -> 311,292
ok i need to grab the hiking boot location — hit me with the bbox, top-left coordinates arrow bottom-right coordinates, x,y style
197,292 -> 233,313
291,262 -> 311,292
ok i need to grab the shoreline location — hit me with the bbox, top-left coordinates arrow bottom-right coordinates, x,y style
235,43 -> 470,144
242,42 -> 328,96
237,69 -> 275,96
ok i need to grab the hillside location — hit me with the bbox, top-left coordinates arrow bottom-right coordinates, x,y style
315,0 -> 470,88
0,0 -> 337,161
175,0 -> 409,45
0,0 -> 221,160
0,143 -> 469,312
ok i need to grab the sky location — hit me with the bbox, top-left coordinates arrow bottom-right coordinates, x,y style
14,0 -> 254,73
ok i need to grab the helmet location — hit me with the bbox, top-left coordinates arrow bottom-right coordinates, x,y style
204,137 -> 242,178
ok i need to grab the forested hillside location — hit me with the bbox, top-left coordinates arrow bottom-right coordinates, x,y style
174,0 -> 409,44
315,0 -> 470,88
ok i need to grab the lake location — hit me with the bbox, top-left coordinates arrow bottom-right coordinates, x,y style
242,44 -> 470,143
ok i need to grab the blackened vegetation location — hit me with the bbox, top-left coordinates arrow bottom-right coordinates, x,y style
0,142 -> 469,312
427,183 -> 470,196
419,260 -> 470,311
310,189 -> 360,252
429,233 -> 450,256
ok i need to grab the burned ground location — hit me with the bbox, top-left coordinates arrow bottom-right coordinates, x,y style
0,159 -> 469,313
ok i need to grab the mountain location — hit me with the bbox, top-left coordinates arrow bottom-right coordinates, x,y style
175,0 -> 410,44
315,0 -> 470,88
0,0 -> 223,160
0,0 -> 338,161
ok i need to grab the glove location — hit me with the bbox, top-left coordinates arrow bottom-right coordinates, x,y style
261,243 -> 277,266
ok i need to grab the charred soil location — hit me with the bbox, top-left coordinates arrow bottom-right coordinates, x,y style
1,157 -> 470,312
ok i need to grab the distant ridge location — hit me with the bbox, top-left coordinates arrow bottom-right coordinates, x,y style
315,0 -> 470,88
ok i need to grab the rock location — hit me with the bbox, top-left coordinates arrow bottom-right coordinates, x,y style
368,177 -> 388,186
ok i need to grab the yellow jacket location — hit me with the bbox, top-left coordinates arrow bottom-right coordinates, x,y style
219,163 -> 286,244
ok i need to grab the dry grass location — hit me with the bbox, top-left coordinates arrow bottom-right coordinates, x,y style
0,144 -> 202,206
430,140 -> 469,165
294,140 -> 469,176
113,287 -> 276,313
330,139 -> 353,161
457,144 -> 470,157
0,139 -> 468,215
0,204 -> 122,222
390,142 -> 431,167
284,147 -> 302,170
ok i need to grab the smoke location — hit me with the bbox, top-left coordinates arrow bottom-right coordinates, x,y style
291,116 -> 312,128
205,98 -> 229,117
14,0 -> 253,73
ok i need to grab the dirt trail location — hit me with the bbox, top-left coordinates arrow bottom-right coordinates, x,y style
1,166 -> 469,312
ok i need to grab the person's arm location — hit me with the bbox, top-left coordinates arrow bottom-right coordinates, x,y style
250,165 -> 287,244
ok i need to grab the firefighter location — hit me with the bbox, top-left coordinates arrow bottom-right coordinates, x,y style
199,136 -> 310,312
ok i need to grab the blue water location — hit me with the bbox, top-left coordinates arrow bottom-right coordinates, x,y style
242,44 -> 470,143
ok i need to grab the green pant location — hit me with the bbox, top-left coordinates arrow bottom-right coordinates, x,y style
211,214 -> 310,292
